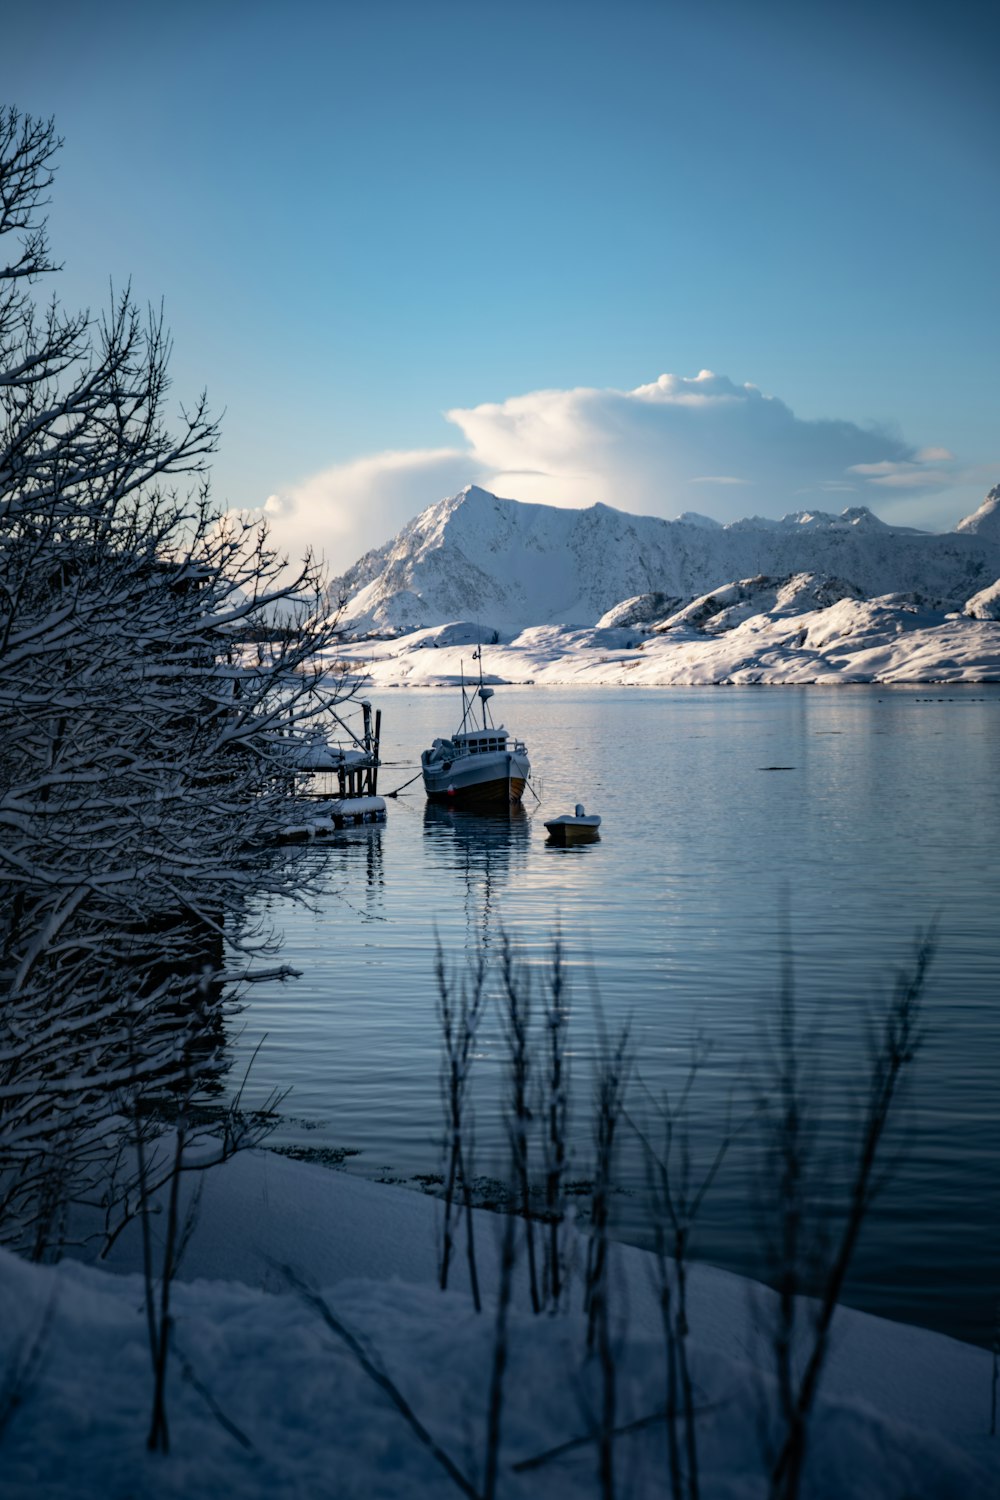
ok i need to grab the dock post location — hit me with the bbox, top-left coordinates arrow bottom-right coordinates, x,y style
372,708 -> 381,795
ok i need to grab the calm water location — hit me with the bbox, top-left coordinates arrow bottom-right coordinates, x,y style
230,686 -> 1000,1347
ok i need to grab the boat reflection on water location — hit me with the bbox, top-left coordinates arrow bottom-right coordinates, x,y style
422,802 -> 531,948
336,824 -> 385,900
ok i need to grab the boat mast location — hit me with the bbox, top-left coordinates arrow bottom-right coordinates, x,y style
457,659 -> 473,736
477,645 -> 486,729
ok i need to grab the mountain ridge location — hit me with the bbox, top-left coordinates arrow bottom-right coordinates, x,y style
332,484 -> 1000,635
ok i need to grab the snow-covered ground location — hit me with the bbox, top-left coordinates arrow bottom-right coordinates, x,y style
332,594 -> 1000,688
2,1149 -> 996,1498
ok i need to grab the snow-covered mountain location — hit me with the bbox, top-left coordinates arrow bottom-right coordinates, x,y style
332,484 -> 1000,635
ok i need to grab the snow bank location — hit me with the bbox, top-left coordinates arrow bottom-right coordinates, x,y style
3,1149 -> 995,1498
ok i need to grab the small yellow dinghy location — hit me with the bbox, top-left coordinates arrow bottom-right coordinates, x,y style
544,803 -> 601,845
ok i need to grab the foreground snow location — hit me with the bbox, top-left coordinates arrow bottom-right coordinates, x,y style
1,1151 -> 996,1498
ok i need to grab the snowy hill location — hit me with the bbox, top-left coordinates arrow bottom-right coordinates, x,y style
332,484 -> 1000,635
349,595 -> 1000,687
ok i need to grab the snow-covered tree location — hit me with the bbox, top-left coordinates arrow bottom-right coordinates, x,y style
0,108 -> 350,1252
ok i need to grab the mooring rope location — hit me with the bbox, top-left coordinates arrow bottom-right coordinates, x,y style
385,769 -> 424,798
386,768 -> 542,802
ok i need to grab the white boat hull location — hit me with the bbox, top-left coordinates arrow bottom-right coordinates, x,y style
423,748 -> 529,807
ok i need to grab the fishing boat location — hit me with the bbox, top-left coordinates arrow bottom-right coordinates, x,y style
421,655 -> 530,808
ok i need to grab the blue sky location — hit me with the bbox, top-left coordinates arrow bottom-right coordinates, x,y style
4,0 -> 998,570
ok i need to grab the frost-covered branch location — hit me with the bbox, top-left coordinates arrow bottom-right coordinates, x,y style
0,105 -> 356,1258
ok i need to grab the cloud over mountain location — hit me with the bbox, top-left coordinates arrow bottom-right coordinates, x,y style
255,372 -> 959,572
446,372 -> 945,512
258,448 -> 475,573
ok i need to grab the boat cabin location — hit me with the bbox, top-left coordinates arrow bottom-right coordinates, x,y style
453,727 -> 509,755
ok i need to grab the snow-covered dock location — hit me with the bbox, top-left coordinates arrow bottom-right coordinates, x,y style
278,698 -> 386,840
288,699 -> 383,797
277,795 -> 387,841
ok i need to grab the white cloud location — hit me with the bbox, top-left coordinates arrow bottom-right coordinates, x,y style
690,475 -> 754,485
446,371 -> 944,517
250,371 -> 965,574
847,459 -> 958,489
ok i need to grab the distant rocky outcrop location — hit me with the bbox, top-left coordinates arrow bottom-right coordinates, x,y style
956,484 -> 1000,538
597,592 -> 684,628
963,579 -> 1000,620
653,573 -> 866,635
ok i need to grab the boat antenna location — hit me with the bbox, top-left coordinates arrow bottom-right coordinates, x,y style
458,658 -> 473,736
472,636 -> 495,730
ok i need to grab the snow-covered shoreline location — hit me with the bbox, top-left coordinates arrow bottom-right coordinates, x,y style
330,605 -> 1000,689
3,1148 -> 996,1498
